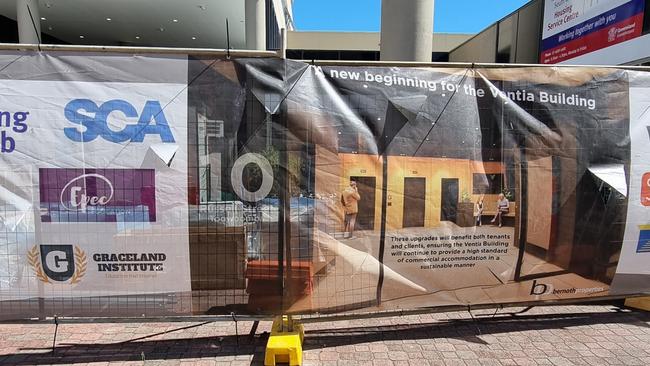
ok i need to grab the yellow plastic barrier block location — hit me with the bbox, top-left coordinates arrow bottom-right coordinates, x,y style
625,296 -> 650,311
265,316 -> 304,366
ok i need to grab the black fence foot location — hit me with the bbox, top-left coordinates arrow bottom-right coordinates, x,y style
509,306 -> 534,316
51,315 -> 59,353
231,312 -> 239,346
467,305 -> 482,335
249,320 -> 260,339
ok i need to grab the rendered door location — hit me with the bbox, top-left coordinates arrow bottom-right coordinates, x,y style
403,177 -> 426,228
441,178 -> 459,223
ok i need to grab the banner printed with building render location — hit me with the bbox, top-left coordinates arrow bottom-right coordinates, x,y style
228,59 -> 649,314
1,53 -> 650,320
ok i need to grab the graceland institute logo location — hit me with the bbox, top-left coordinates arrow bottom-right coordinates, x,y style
27,245 -> 87,284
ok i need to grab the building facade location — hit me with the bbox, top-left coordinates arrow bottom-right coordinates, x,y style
0,1 -> 471,62
0,0 -> 292,50
450,0 -> 650,66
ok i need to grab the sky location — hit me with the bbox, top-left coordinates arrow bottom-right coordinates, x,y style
293,0 -> 531,34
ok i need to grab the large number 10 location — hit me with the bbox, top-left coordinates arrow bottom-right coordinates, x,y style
230,153 -> 274,202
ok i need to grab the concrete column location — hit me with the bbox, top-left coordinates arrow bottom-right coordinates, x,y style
245,0 -> 266,50
380,0 -> 434,62
16,0 -> 41,44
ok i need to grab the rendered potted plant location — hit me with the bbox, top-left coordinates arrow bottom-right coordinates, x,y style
457,191 -> 475,227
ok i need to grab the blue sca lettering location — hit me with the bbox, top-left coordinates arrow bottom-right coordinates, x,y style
64,99 -> 175,143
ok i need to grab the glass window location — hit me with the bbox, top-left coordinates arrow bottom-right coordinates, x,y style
473,173 -> 504,194
497,14 -> 518,63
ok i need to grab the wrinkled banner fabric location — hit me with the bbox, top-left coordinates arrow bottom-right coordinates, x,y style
1,52 -> 650,320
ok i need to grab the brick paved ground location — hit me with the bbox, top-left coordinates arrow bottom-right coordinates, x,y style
1,304 -> 650,365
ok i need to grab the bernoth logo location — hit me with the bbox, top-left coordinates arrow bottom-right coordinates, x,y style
27,245 -> 87,284
529,279 -> 553,296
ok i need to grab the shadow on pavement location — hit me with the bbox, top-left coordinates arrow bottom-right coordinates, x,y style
2,308 -> 650,365
303,309 -> 650,350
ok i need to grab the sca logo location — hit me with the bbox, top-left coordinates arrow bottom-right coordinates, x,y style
64,99 -> 175,143
27,245 -> 87,284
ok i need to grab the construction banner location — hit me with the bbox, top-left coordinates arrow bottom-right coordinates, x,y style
0,52 -> 191,318
1,52 -> 650,320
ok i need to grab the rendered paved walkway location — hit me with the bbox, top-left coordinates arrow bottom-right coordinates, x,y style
1,304 -> 650,365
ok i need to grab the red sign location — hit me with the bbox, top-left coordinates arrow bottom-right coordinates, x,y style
641,173 -> 650,206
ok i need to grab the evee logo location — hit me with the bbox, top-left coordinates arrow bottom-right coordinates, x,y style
39,168 -> 157,223
61,173 -> 114,211
64,99 -> 175,143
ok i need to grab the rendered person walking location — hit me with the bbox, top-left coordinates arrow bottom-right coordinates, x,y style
341,180 -> 361,239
